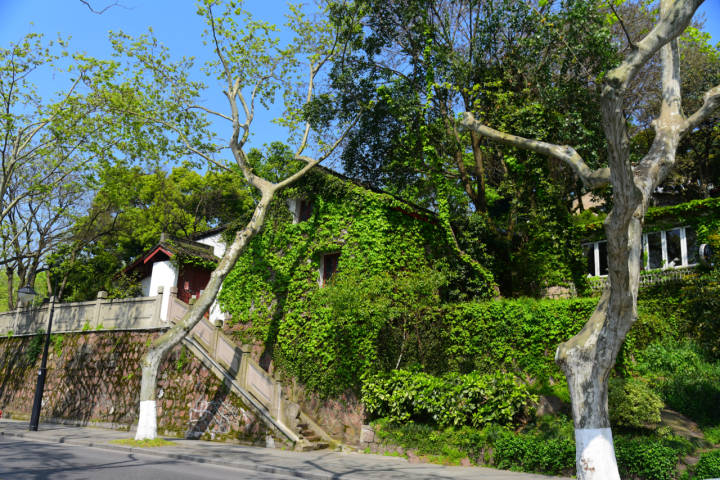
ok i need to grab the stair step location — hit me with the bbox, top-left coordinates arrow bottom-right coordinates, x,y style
301,429 -> 315,437
314,442 -> 329,450
305,434 -> 321,442
297,423 -> 309,430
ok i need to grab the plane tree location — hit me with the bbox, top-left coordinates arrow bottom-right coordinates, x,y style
0,32 -> 195,307
101,0 -> 362,440
460,0 -> 720,477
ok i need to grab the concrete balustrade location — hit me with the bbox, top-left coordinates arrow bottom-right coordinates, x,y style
0,290 -> 166,336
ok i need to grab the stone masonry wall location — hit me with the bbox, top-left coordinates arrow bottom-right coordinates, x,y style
0,331 -> 273,444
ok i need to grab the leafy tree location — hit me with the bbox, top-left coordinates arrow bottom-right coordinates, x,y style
0,30 -> 207,307
461,0 -> 720,477
47,164 -> 254,301
325,0 -> 618,295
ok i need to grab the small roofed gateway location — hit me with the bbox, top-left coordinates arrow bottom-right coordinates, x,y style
123,228 -> 227,324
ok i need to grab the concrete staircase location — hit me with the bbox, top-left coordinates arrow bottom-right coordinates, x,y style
169,298 -> 336,451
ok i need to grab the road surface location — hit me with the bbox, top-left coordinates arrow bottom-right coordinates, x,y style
0,438 -> 297,479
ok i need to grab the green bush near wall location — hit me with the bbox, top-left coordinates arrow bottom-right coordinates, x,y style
442,298 -> 597,381
362,369 -> 536,428
694,449 -> 720,479
614,436 -> 680,480
492,429 -> 575,475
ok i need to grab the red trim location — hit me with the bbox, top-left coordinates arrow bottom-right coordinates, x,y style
143,246 -> 174,264
390,207 -> 438,225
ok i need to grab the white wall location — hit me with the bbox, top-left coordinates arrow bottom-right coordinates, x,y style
149,260 -> 178,321
197,232 -> 226,257
195,232 -> 228,324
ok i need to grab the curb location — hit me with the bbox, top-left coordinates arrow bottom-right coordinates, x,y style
0,429 -> 333,480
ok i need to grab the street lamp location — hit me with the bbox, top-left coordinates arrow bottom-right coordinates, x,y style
17,285 -> 37,305
24,286 -> 55,432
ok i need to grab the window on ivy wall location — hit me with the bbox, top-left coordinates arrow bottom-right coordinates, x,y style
287,198 -> 313,223
319,252 -> 340,286
583,226 -> 697,276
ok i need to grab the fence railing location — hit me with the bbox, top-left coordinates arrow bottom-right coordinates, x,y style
0,290 -> 166,336
169,295 -> 301,442
587,265 -> 698,293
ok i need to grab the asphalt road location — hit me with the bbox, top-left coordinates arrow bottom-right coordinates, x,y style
0,438 -> 297,479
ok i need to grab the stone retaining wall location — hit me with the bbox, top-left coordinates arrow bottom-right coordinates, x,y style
0,331 -> 275,444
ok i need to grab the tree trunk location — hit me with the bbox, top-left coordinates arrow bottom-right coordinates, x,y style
135,194 -> 271,440
555,209 -> 644,480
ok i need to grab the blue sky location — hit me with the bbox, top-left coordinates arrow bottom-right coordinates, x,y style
1,0 -> 719,167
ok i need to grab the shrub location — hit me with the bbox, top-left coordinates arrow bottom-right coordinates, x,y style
493,430 -> 575,475
609,377 -> 664,430
615,436 -> 679,480
633,341 -> 720,426
443,298 -> 597,380
694,449 -> 720,479
362,370 -> 536,428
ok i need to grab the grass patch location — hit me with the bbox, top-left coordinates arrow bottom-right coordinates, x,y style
110,438 -> 177,448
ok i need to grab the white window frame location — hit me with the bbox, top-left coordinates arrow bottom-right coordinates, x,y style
584,226 -> 697,277
641,226 -> 697,270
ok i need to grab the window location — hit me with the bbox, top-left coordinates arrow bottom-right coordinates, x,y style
288,198 -> 313,223
641,227 -> 697,270
647,232 -> 663,269
320,252 -> 340,286
583,226 -> 698,277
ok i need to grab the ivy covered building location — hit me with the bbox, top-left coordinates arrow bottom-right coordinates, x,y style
216,167 -> 496,394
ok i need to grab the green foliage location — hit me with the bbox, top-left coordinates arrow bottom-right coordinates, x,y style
326,0 -> 617,297
703,426 -> 720,446
608,377 -> 664,430
614,436 -> 680,480
677,267 -> 720,358
280,265 -> 448,395
492,429 -> 575,475
372,415 -> 576,475
443,297 -> 597,381
372,419 -> 499,465
632,341 -> 720,427
175,346 -> 189,373
109,438 -> 177,448
219,170 -> 493,395
51,334 -> 64,358
694,449 -> 720,479
25,332 -> 45,364
51,165 -> 252,302
362,369 -> 536,428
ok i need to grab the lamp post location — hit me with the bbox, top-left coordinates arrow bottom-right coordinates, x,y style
20,286 -> 55,431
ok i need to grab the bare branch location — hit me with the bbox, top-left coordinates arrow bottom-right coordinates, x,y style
461,112 -> 610,189
606,0 -> 702,90
207,5 -> 233,90
610,3 -> 636,50
188,104 -> 233,122
78,0 -> 128,14
683,83 -> 720,134
274,112 -> 361,192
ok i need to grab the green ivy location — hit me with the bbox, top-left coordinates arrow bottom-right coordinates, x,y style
219,170 -> 495,394
442,298 -> 597,382
578,196 -> 720,243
